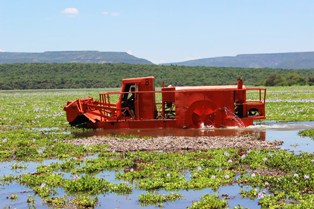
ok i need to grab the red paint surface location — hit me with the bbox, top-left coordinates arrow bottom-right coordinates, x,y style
64,76 -> 266,129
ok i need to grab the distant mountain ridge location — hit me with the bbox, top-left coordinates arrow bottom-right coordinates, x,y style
1,51 -> 314,69
165,52 -> 314,69
0,51 -> 153,64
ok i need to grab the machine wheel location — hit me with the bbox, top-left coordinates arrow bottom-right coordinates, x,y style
185,100 -> 218,128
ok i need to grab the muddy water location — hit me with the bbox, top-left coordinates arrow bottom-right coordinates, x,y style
74,121 -> 314,153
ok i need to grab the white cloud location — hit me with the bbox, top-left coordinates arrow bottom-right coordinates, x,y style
62,8 -> 80,16
0,49 -> 5,52
127,50 -> 133,55
102,11 -> 120,17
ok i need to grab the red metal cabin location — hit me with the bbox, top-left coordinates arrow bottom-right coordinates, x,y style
64,76 -> 266,129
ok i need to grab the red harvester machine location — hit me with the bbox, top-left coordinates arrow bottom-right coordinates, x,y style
64,76 -> 266,129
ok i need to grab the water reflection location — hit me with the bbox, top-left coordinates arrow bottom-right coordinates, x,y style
73,121 -> 314,153
74,127 -> 266,140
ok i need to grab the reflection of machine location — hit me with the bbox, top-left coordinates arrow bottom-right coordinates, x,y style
64,76 -> 266,129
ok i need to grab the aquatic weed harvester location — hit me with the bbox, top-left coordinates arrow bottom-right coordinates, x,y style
64,76 -> 266,129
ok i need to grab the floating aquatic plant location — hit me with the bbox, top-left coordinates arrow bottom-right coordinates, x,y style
1,87 -> 314,208
70,195 -> 98,208
299,128 -> 314,139
64,174 -> 132,195
138,192 -> 182,205
44,196 -> 67,208
187,194 -> 227,209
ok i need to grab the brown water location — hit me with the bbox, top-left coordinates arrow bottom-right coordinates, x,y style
73,121 -> 314,153
75,127 -> 265,138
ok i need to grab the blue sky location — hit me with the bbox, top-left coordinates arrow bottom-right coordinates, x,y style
0,0 -> 313,63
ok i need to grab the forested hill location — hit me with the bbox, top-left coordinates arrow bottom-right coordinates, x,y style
0,51 -> 153,65
165,52 -> 314,69
0,63 -> 313,90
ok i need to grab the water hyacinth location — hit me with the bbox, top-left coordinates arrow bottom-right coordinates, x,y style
72,174 -> 79,180
0,87 -> 314,208
258,192 -> 265,199
37,147 -> 45,154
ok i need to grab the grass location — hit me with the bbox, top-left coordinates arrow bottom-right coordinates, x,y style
0,86 -> 313,208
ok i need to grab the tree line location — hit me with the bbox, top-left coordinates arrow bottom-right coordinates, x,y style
0,63 -> 313,90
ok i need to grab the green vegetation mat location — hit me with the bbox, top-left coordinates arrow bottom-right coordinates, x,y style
0,86 -> 313,208
299,129 -> 314,139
